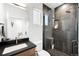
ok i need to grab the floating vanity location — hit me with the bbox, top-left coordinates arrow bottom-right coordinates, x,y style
0,38 -> 36,56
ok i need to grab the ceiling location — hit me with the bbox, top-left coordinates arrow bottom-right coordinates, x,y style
44,3 -> 63,9
10,3 -> 63,10
16,3 -> 63,9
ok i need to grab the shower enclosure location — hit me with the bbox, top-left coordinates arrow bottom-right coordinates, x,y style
53,3 -> 78,56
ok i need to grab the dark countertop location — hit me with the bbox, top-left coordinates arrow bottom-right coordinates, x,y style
0,38 -> 36,56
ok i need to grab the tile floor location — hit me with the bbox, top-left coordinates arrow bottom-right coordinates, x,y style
47,49 -> 69,56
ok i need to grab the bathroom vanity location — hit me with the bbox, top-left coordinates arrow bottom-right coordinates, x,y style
16,48 -> 35,56
0,38 -> 36,56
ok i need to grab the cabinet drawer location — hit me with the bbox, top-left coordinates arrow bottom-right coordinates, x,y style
16,48 -> 35,56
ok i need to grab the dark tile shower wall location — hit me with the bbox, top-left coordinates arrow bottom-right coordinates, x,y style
43,4 -> 53,50
54,3 -> 78,55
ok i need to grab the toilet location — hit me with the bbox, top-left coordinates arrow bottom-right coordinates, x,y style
34,41 -> 50,56
38,50 -> 50,56
34,37 -> 54,56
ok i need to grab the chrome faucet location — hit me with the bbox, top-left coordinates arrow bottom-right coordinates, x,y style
15,33 -> 23,44
15,37 -> 18,44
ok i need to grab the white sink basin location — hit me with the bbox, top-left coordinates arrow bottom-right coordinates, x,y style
2,43 -> 28,54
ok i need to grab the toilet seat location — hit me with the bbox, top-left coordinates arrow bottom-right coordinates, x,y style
38,50 -> 50,56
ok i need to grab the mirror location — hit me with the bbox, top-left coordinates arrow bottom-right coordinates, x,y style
0,3 -> 28,42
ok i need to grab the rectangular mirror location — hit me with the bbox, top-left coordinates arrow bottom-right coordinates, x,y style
0,3 -> 28,42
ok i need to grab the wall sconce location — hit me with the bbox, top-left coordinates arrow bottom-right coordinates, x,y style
11,19 -> 14,27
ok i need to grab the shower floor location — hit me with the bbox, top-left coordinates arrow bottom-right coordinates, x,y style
47,49 -> 69,56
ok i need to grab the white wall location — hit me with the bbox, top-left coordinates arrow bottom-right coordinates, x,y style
0,4 -> 5,21
26,3 -> 43,51
78,4 -> 79,55
4,4 -> 28,40
0,3 -> 43,51
0,4 -> 6,42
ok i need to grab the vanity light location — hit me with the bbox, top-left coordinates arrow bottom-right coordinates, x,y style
12,3 -> 26,10
15,3 -> 26,8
